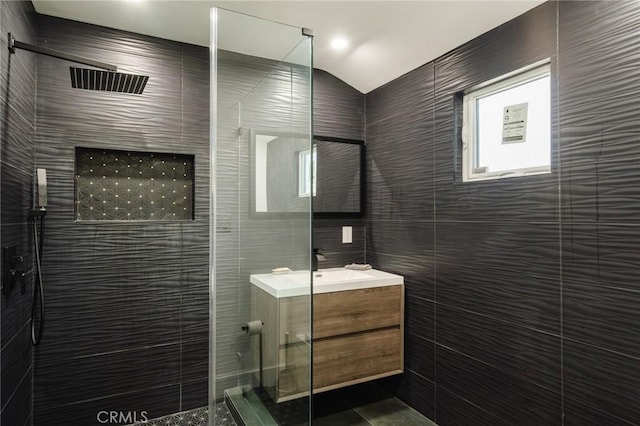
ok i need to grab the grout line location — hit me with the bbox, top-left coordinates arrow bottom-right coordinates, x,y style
0,319 -> 31,352
432,60 -> 438,423
556,2 -> 564,425
0,366 -> 32,413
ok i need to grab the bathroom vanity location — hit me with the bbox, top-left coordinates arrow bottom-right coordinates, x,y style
250,268 -> 404,402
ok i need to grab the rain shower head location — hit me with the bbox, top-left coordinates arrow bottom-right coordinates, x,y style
8,32 -> 149,94
70,67 -> 149,94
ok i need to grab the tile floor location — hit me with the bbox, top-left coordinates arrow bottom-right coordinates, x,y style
228,382 -> 436,425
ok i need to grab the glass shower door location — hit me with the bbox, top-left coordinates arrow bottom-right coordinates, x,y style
210,8 -> 313,425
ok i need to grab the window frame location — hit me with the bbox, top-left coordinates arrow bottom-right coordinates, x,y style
297,145 -> 316,198
462,60 -> 551,182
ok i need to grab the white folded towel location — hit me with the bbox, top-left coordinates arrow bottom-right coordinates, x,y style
344,263 -> 372,271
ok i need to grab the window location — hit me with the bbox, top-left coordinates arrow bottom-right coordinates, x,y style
462,61 -> 551,182
297,146 -> 316,197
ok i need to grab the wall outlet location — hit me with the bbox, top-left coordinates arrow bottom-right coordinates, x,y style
342,226 -> 353,244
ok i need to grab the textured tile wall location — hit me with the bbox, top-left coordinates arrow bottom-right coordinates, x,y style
0,1 -> 37,426
559,2 -> 640,424
366,1 -> 640,424
365,54 -> 437,421
312,70 -> 366,266
33,15 -> 210,425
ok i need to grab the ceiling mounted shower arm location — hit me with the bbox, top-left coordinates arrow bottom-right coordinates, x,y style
8,32 -> 117,72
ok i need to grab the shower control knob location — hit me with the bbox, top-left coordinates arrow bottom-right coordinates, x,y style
4,269 -> 25,295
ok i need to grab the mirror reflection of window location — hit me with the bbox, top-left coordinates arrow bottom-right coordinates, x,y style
252,132 -> 364,215
298,146 -> 317,198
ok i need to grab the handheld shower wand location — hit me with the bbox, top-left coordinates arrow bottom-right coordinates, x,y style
30,168 -> 47,346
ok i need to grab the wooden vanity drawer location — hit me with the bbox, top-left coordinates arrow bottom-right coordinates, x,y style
313,285 -> 402,339
313,327 -> 402,391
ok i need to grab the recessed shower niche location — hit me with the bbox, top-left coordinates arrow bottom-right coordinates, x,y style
75,147 -> 195,221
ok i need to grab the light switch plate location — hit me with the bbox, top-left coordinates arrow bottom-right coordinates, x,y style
342,226 -> 353,244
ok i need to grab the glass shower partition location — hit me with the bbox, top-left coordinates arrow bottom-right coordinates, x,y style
210,8 -> 313,425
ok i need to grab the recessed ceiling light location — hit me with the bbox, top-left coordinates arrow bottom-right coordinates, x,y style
330,37 -> 349,51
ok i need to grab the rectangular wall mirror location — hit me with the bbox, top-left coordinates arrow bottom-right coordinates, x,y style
251,132 -> 365,216
313,136 -> 365,217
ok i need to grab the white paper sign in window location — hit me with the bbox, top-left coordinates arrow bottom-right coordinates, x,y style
502,102 -> 528,144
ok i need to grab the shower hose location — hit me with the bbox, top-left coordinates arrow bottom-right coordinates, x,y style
31,215 -> 45,346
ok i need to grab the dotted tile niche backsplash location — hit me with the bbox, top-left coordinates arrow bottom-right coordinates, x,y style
75,147 -> 195,221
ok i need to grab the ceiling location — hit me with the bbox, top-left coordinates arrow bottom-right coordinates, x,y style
32,0 -> 545,93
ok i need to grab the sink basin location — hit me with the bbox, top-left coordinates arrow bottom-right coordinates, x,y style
289,269 -> 371,284
250,267 -> 404,298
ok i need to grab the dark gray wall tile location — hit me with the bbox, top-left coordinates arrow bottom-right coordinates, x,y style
35,342 -> 181,411
1,323 -> 32,408
182,379 -> 208,411
181,270 -> 209,343
562,223 -> 640,291
436,345 -> 561,425
405,296 -> 434,341
433,169 -> 559,223
367,107 -> 434,223
0,1 -> 37,424
34,223 -> 184,357
563,397 -> 636,426
366,63 -> 433,127
1,365 -> 32,426
366,220 -> 434,300
436,222 -> 560,279
182,338 -> 208,384
564,280 -> 640,358
1,158 -> 33,226
367,251 -> 434,301
436,305 -> 561,392
435,265 -> 560,334
1,222 -> 33,346
435,386 -> 511,426
35,384 -> 180,426
1,53 -> 36,128
404,333 -> 434,383
181,44 -> 210,147
314,69 -> 364,140
559,2 -> 640,169
367,220 -> 433,260
564,339 -> 640,424
561,162 -> 640,224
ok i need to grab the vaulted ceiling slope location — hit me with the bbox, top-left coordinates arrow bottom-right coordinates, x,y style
32,1 -> 545,93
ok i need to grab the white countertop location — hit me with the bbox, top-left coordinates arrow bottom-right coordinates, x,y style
250,267 -> 404,298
